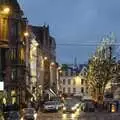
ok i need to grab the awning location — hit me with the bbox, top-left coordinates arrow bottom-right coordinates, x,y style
44,89 -> 57,97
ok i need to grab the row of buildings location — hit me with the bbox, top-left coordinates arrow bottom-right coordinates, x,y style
0,0 -> 58,108
0,0 -> 90,108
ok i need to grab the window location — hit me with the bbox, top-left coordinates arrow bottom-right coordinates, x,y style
63,79 -> 65,84
68,87 -> 71,93
81,87 -> 84,93
81,79 -> 84,85
73,88 -> 76,93
86,87 -> 88,93
68,79 -> 71,85
73,79 -> 76,85
63,87 -> 66,93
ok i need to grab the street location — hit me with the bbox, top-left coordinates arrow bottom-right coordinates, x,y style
37,110 -> 120,120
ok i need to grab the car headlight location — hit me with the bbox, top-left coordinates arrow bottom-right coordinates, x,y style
20,118 -> 23,120
63,107 -> 66,110
76,104 -> 79,107
72,107 -> 75,110
34,113 -> 37,119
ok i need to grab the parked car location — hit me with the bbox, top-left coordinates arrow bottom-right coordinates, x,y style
43,101 -> 59,112
82,102 -> 95,112
7,111 -> 20,120
3,104 -> 19,120
21,108 -> 37,120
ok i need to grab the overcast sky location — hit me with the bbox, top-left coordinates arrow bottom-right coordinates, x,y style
18,0 -> 120,64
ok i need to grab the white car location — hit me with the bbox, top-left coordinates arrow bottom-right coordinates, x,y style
21,108 -> 37,120
43,101 -> 59,112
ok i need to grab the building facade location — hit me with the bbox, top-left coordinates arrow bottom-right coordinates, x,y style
0,0 -> 28,107
29,25 -> 57,101
59,64 -> 88,98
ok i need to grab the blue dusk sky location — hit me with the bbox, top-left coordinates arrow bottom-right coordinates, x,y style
18,0 -> 120,64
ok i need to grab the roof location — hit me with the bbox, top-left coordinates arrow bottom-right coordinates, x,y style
29,25 -> 56,49
29,25 -> 48,45
78,64 -> 87,73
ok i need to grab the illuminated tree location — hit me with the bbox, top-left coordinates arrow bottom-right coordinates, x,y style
87,33 -> 116,103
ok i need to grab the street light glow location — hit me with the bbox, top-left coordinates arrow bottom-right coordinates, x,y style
58,66 -> 61,70
24,32 -> 29,37
44,56 -> 48,60
59,70 -> 62,73
51,62 -> 55,66
2,7 -> 10,14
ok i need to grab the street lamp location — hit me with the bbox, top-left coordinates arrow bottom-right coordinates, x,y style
24,32 -> 29,37
3,7 -> 10,14
44,56 -> 48,60
51,62 -> 55,65
0,6 -> 10,15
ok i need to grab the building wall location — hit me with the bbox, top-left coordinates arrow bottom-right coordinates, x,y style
60,76 -> 87,96
60,66 -> 88,97
0,0 -> 28,106
29,25 -> 56,101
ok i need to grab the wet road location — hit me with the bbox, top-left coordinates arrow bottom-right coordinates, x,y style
37,109 -> 120,120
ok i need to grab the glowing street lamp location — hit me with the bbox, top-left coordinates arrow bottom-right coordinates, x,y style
44,56 -> 48,60
24,32 -> 29,37
59,70 -> 62,73
51,62 -> 55,66
2,7 -> 10,14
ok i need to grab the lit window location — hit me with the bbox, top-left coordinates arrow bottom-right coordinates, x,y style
73,79 -> 76,85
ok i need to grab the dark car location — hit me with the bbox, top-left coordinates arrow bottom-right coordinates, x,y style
82,102 -> 95,112
21,108 -> 37,120
3,104 -> 19,120
63,103 -> 77,113
7,111 -> 20,120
